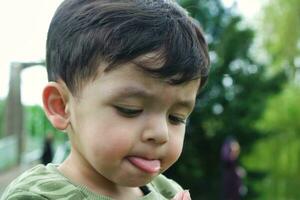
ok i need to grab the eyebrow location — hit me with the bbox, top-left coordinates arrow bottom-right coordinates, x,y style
113,86 -> 152,99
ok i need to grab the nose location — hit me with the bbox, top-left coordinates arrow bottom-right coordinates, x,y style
141,114 -> 169,145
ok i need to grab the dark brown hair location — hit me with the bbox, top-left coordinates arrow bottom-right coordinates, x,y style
46,0 -> 210,94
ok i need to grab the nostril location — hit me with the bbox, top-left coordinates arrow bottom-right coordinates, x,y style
141,116 -> 169,144
142,130 -> 169,145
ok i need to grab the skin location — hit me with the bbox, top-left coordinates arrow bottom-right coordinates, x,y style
172,190 -> 191,200
43,61 -> 200,199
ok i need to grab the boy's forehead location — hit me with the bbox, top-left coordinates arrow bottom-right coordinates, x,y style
76,51 -> 201,100
97,63 -> 200,106
112,79 -> 200,109
97,51 -> 201,89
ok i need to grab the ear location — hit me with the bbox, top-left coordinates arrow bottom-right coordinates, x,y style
42,82 -> 70,131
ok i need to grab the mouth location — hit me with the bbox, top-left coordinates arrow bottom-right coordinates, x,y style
127,156 -> 161,174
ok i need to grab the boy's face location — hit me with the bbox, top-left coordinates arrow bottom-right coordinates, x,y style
65,60 -> 200,187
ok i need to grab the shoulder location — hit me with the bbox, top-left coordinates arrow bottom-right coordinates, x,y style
147,174 -> 183,199
1,164 -> 84,200
1,189 -> 47,200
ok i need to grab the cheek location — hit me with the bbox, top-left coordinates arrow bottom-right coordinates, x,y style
85,122 -> 135,160
164,132 -> 185,168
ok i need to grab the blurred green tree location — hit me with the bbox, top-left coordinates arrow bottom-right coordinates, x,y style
260,0 -> 300,79
164,0 -> 286,199
242,0 -> 300,198
244,84 -> 300,199
24,105 -> 65,141
257,84 -> 300,135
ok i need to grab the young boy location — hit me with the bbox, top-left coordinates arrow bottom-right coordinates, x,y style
1,0 -> 209,199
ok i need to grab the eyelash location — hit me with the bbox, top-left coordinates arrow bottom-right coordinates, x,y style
114,106 -> 143,117
169,115 -> 186,125
114,106 -> 186,125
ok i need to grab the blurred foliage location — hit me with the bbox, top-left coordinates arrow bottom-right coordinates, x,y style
24,105 -> 65,141
261,0 -> 300,78
243,0 -> 300,198
243,83 -> 300,198
0,102 -> 64,153
164,0 -> 287,199
243,132 -> 300,199
256,84 -> 300,135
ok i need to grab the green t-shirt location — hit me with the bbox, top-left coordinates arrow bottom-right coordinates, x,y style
1,164 -> 182,200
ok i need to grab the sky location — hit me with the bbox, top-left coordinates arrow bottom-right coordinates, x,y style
0,0 -> 62,105
0,0 -> 264,106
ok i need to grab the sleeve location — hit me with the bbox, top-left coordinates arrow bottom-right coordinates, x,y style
148,174 -> 183,199
1,190 -> 47,200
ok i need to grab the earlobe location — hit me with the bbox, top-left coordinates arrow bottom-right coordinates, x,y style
42,82 -> 70,131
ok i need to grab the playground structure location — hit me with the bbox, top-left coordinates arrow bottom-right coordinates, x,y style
3,61 -> 44,165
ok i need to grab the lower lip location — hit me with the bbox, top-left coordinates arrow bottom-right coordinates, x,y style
127,156 -> 161,174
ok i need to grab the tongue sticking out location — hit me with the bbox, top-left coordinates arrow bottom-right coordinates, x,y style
127,156 -> 161,174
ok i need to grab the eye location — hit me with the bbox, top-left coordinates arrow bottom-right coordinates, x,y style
114,106 -> 143,117
168,115 -> 187,125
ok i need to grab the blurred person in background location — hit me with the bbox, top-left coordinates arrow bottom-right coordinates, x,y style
221,137 -> 247,200
40,132 -> 54,165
